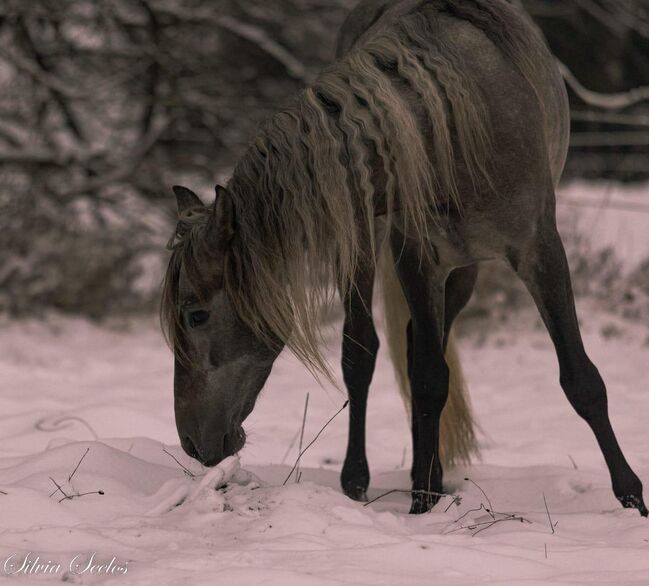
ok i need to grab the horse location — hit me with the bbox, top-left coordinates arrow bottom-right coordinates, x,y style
161,0 -> 647,516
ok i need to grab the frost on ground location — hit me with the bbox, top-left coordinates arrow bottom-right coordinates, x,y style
0,306 -> 648,585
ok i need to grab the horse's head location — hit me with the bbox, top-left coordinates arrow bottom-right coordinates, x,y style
162,185 -> 282,467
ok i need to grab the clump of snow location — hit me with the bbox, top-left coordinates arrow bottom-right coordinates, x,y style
0,311 -> 647,584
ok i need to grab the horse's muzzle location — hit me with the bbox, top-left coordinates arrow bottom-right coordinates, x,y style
180,426 -> 245,467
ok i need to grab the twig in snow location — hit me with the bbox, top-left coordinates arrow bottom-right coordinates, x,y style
280,427 -> 301,466
293,392 -> 310,484
545,543 -> 548,559
59,490 -> 104,503
447,510 -> 531,536
69,447 -> 90,482
471,513 -> 531,536
464,477 -> 495,520
455,502 -> 491,524
163,448 -> 196,478
568,454 -> 578,470
446,479 -> 532,536
364,488 -> 461,508
543,493 -> 556,534
283,400 -> 348,486
47,450 -> 104,503
444,496 -> 461,513
49,476 -> 70,499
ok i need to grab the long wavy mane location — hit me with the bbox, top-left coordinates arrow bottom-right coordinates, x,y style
162,0 -> 548,376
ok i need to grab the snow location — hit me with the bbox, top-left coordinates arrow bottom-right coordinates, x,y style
0,308 -> 648,584
558,181 -> 649,273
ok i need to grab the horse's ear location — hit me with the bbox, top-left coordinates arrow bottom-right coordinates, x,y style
172,185 -> 203,215
206,185 -> 234,250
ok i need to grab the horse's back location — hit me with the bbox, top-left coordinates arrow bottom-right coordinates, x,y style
337,0 -> 569,190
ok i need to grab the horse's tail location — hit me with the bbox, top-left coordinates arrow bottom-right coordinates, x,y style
378,244 -> 478,468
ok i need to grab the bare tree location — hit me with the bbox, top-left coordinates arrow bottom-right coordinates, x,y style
0,0 -> 647,316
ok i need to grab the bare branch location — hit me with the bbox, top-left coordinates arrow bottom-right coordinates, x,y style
152,4 -> 313,84
15,18 -> 87,143
57,117 -> 170,197
558,59 -> 649,110
0,119 -> 27,147
571,110 -> 649,128
572,0 -> 627,37
0,147 -> 70,166
0,49 -> 85,99
215,14 -> 313,84
570,131 -> 649,147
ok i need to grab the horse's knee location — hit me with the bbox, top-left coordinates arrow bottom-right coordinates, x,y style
560,359 -> 609,422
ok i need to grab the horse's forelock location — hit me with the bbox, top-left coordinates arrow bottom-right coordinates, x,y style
160,208 -> 213,364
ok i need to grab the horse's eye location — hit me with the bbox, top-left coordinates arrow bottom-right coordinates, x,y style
188,310 -> 210,328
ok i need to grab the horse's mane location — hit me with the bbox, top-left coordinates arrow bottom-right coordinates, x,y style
162,0 -> 548,376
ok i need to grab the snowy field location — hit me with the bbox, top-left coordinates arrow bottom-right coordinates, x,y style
0,302 -> 648,585
1,181 -> 648,585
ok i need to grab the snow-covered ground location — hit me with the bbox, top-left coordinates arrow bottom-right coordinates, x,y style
0,304 -> 648,585
558,182 -> 649,274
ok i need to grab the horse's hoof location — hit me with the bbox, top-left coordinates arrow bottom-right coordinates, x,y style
343,485 -> 368,502
618,494 -> 649,517
409,493 -> 439,514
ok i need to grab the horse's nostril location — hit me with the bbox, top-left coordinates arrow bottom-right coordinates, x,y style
223,429 -> 245,456
182,435 -> 199,460
223,432 -> 239,457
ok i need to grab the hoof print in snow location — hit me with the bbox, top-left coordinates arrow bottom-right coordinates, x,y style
569,481 -> 592,494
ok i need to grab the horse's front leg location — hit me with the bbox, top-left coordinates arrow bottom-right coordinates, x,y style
340,262 -> 379,502
391,233 -> 449,514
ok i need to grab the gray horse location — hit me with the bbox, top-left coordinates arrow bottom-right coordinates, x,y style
161,0 -> 647,516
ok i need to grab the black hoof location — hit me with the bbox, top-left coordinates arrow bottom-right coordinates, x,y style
341,459 -> 369,503
617,494 -> 649,517
409,492 -> 440,514
343,485 -> 368,502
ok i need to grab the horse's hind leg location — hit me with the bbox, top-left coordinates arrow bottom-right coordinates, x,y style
444,265 -> 478,348
408,265 -> 478,482
391,232 -> 449,514
340,261 -> 379,502
510,216 -> 647,516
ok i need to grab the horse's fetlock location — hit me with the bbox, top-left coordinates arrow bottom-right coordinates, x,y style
341,456 -> 370,502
